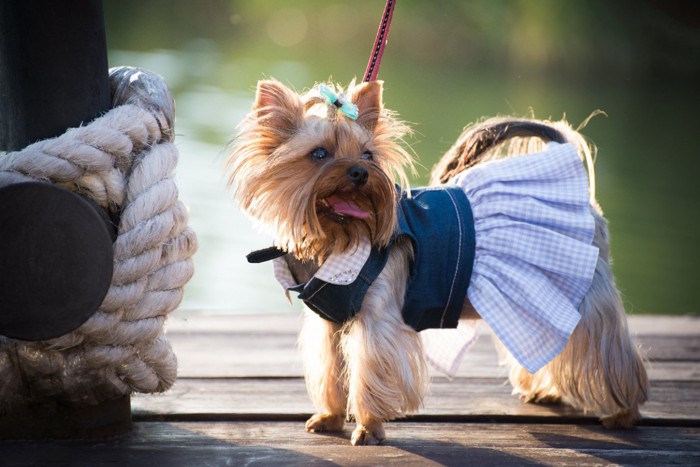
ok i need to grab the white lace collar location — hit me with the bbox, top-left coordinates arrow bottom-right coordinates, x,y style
272,238 -> 372,294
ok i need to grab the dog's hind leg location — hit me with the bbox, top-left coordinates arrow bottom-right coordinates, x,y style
545,210 -> 649,427
341,242 -> 428,445
496,341 -> 563,405
300,306 -> 347,433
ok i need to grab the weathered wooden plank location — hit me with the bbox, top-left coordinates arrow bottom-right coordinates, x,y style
168,311 -> 302,333
131,378 -> 700,424
624,315 -> 700,335
167,312 -> 700,336
640,334 -> 700,361
167,329 -> 700,380
0,395 -> 131,441
2,422 -> 699,466
170,331 -> 304,377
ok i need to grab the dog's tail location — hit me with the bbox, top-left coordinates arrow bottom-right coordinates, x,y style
430,115 -> 600,199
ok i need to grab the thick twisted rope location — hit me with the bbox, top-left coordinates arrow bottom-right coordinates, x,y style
0,67 -> 197,408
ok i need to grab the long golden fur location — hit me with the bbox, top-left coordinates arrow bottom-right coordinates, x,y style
227,79 -> 412,261
227,79 -> 649,445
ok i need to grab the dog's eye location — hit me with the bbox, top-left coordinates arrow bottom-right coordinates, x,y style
310,148 -> 330,161
361,151 -> 373,161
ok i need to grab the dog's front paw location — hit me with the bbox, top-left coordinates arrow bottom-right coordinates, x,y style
351,423 -> 385,446
519,393 -> 562,405
305,413 -> 345,433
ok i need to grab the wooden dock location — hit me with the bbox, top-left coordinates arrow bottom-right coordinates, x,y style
3,312 -> 699,465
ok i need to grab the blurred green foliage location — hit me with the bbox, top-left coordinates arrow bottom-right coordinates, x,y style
105,0 -> 699,82
104,0 -> 699,314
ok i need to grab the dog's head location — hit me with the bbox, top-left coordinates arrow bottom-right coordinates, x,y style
228,79 -> 413,261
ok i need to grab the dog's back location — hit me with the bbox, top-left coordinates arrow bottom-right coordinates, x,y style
431,117 -> 595,190
432,116 -> 649,428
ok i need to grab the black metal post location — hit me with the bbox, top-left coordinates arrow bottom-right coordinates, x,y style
0,0 -> 115,339
0,0 -> 130,438
0,0 -> 110,149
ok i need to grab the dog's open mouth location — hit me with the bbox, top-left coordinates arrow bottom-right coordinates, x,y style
318,194 -> 370,222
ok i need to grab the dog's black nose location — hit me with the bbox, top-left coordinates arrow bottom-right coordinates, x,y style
347,166 -> 368,186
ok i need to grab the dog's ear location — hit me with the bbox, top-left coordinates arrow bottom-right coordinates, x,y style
352,80 -> 383,130
253,79 -> 302,130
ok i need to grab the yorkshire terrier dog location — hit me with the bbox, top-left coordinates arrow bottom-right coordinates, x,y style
227,79 -> 649,445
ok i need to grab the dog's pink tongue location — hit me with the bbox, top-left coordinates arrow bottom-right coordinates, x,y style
327,194 -> 370,219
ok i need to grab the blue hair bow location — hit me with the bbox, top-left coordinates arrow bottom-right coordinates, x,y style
319,84 -> 358,120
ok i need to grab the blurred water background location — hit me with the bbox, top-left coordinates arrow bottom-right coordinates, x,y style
104,0 -> 699,315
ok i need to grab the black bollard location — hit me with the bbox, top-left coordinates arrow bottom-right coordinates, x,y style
0,183 -> 115,340
0,0 -> 110,150
0,0 -> 114,339
0,0 -> 130,438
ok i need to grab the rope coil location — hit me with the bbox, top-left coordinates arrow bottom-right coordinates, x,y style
0,66 -> 197,408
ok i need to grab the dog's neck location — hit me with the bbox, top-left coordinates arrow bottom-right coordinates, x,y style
285,254 -> 320,285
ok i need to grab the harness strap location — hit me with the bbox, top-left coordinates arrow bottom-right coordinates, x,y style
247,246 -> 286,263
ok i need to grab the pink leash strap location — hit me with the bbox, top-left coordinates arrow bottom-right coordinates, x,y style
363,0 -> 396,82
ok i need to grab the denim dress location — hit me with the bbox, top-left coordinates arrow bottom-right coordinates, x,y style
272,186 -> 475,332
267,142 -> 598,377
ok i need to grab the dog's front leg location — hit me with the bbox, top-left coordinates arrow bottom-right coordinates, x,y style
300,306 -> 347,433
341,243 -> 428,445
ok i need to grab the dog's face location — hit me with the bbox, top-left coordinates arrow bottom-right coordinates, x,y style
228,79 -> 413,261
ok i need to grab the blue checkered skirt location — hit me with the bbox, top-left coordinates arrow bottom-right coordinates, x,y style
449,142 -> 599,373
